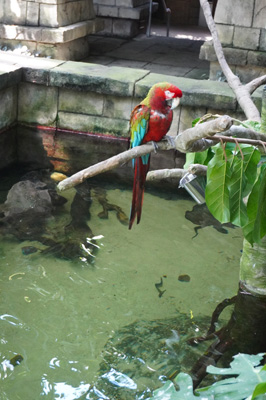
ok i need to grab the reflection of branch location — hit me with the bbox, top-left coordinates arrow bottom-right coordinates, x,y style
199,0 -> 261,122
58,116 -> 232,191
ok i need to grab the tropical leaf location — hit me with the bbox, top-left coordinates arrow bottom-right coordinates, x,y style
251,382 -> 266,400
227,156 -> 247,226
149,353 -> 266,400
253,165 -> 266,244
184,149 -> 210,169
205,146 -> 231,223
242,120 -> 261,132
241,146 -> 261,196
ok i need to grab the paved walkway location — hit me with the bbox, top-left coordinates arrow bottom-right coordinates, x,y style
84,24 -> 212,80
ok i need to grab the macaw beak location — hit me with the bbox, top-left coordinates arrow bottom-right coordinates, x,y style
170,97 -> 180,110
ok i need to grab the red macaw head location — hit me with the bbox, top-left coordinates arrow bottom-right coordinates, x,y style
145,82 -> 183,110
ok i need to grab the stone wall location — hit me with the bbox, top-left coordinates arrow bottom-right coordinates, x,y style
0,50 -> 262,177
0,0 -> 103,59
200,0 -> 266,83
92,0 -> 157,38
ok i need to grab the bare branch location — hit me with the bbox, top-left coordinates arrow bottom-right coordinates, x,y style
175,115 -> 232,152
199,0 -> 261,122
147,164 -> 207,182
58,116 -> 232,191
245,75 -> 266,95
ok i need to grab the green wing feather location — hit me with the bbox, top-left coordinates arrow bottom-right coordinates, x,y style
130,105 -> 150,165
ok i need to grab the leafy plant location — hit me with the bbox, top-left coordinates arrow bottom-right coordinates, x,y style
185,117 -> 266,245
150,353 -> 266,400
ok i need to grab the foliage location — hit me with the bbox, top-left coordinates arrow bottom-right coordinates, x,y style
185,118 -> 266,245
149,353 -> 266,400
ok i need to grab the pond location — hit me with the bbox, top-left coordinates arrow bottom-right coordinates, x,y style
0,167 -> 242,399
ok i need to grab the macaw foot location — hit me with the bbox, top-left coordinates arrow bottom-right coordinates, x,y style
164,134 -> 176,148
151,141 -> 159,153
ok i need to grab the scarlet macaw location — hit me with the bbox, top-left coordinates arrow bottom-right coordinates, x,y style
129,82 -> 182,229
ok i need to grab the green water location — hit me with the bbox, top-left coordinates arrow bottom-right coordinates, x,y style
0,178 -> 242,399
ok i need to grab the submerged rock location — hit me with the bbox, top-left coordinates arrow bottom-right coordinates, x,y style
85,313 -> 211,399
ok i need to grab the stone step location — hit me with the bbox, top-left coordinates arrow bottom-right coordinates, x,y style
95,2 -> 158,21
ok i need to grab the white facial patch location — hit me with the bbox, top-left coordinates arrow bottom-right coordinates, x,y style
164,90 -> 175,99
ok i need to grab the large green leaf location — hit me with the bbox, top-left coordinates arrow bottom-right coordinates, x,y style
228,156 -> 248,226
243,165 -> 266,244
184,149 -> 210,169
149,353 -> 266,400
242,146 -> 261,196
253,165 -> 266,244
206,147 -> 231,223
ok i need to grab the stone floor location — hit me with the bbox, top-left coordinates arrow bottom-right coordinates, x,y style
84,23 -> 212,80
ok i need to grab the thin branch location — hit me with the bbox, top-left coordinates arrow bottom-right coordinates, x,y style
245,75 -> 266,95
199,0 -> 261,122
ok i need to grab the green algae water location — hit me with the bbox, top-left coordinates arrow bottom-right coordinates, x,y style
0,173 -> 242,400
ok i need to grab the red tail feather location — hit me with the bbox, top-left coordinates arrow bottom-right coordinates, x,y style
129,157 -> 150,229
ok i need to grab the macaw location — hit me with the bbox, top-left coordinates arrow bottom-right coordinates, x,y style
129,82 -> 182,229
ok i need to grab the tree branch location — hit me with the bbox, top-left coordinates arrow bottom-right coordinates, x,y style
58,116 -> 232,191
245,75 -> 266,95
147,164 -> 207,182
199,0 -> 261,122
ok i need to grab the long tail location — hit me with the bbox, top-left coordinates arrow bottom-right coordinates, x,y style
129,156 -> 150,229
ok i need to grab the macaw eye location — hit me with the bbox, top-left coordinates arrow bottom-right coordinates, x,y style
164,90 -> 175,100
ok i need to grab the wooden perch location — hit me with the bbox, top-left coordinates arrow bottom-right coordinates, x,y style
58,116 -> 232,191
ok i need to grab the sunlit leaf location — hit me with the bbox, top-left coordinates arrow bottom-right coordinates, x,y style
206,146 -> 231,223
253,165 -> 266,244
228,156 -> 248,226
243,120 -> 261,132
242,146 -> 261,196
251,382 -> 266,400
149,353 -> 266,400
184,149 -> 210,169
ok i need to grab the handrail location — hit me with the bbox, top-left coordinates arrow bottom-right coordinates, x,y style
146,0 -> 171,37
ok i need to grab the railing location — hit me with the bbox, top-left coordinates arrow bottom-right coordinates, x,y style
146,0 -> 171,37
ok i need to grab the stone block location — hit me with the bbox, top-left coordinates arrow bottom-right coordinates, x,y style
216,24 -> 234,46
103,95 -> 132,119
50,62 -> 148,96
0,127 -> 17,169
18,82 -> 58,126
253,0 -> 266,28
26,2 -> 40,26
112,18 -> 139,37
215,0 -> 253,27
0,63 -> 22,90
17,126 -> 53,169
233,27 -> 260,50
59,88 -> 104,115
118,3 -> 153,20
95,17 -> 112,34
247,50 -> 266,67
135,73 -> 236,111
0,86 -> 17,130
58,111 -> 129,136
97,5 -> 119,18
37,36 -> 90,60
116,0 -> 148,6
39,2 -> 82,27
235,64 -> 266,85
1,0 -> 26,25
94,0 -> 115,5
179,105 -> 207,133
260,29 -> 266,51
